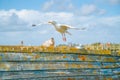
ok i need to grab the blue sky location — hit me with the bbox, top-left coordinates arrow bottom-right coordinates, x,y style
0,0 -> 120,45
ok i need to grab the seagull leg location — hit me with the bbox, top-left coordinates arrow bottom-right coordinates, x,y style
62,34 -> 64,41
64,37 -> 66,41
63,34 -> 66,41
62,33 -> 67,41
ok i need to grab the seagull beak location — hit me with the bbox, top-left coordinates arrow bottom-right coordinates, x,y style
48,21 -> 51,24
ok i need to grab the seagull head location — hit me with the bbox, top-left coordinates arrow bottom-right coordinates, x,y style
48,21 -> 57,25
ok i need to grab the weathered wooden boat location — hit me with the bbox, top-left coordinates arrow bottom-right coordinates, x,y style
0,45 -> 120,80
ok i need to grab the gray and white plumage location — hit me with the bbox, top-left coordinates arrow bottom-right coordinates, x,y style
32,21 -> 86,41
48,21 -> 86,35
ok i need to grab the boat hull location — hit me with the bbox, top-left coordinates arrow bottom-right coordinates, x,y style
0,52 -> 120,80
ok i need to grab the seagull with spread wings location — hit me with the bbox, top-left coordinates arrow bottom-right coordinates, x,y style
32,21 -> 86,41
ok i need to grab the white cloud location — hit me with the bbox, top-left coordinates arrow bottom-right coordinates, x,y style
68,3 -> 74,10
109,0 -> 120,5
0,10 -> 28,32
43,0 -> 54,11
42,1 -> 106,16
38,30 -> 48,34
0,9 -> 74,32
98,9 -> 106,15
97,16 -> 120,27
80,4 -> 97,15
79,4 -> 106,16
42,0 -> 74,11
0,9 -> 119,32
97,0 -> 120,5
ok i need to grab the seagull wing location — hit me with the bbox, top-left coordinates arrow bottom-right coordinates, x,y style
32,23 -> 41,27
32,22 -> 47,27
60,24 -> 81,30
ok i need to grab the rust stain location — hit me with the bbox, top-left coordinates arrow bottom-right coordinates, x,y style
0,63 -> 10,70
88,64 -> 93,68
65,63 -> 69,68
103,78 -> 113,80
78,55 -> 86,61
63,55 -> 67,58
34,54 -> 40,59
0,56 -> 2,60
35,65 -> 40,69
67,78 -> 75,80
104,58 -> 115,62
28,52 -> 32,55
23,56 -> 27,60
95,77 -> 99,80
104,66 -> 110,68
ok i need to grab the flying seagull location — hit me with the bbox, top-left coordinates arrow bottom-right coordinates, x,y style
32,21 -> 86,41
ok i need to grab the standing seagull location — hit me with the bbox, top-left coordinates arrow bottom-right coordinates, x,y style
32,21 -> 86,41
